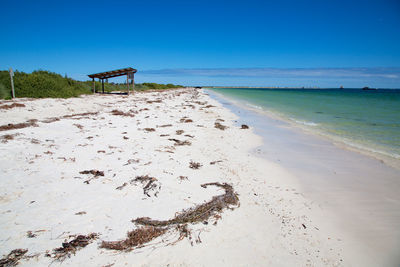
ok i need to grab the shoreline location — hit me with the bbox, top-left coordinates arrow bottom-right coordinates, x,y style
0,88 -> 398,266
207,89 -> 400,266
206,89 -> 400,170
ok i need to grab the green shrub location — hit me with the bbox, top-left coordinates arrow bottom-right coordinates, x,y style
0,69 -> 184,99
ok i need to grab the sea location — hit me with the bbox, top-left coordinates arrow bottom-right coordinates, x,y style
208,88 -> 400,161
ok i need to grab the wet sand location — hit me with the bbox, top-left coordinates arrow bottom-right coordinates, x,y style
208,89 -> 400,267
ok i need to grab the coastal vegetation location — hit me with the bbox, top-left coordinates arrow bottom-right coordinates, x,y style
0,70 -> 183,99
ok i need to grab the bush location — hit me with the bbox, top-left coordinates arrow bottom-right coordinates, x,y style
0,69 -> 184,99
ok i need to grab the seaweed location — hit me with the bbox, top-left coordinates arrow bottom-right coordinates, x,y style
241,124 -> 249,129
100,227 -> 166,251
51,233 -> 98,261
133,183 -> 238,226
1,134 -> 16,143
214,122 -> 227,130
144,128 -> 155,132
0,119 -> 38,132
79,170 -> 104,177
101,183 -> 239,251
0,103 -> 25,110
0,249 -> 28,266
168,138 -> 191,146
189,161 -> 202,169
110,110 -> 135,117
132,175 -> 160,197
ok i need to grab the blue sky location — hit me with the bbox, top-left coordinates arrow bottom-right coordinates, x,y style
1,0 -> 400,87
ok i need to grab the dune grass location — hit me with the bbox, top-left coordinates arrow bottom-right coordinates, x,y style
0,70 -> 183,99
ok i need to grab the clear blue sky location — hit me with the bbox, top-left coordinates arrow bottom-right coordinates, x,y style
1,0 -> 400,87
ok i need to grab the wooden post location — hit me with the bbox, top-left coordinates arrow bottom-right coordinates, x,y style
92,78 -> 95,93
132,73 -> 135,93
126,74 -> 129,95
9,68 -> 15,99
102,79 -> 104,93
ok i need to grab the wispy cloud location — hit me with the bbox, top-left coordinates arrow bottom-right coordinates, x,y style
140,67 -> 400,80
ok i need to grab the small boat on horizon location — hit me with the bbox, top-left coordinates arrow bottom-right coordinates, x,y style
362,87 -> 377,90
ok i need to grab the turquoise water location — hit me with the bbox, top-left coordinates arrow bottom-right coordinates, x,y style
210,88 -> 400,159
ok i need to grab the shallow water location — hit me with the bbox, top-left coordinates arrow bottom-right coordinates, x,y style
207,89 -> 400,266
210,88 -> 400,160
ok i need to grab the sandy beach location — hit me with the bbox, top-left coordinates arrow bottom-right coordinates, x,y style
0,88 -> 398,266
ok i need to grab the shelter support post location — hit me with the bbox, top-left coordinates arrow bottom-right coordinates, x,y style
101,79 -> 104,93
127,74 -> 129,95
92,78 -> 95,93
132,73 -> 135,92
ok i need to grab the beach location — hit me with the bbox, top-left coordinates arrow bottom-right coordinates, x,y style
0,88 -> 399,266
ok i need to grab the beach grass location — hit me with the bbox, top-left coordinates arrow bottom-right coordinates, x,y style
0,70 -> 183,99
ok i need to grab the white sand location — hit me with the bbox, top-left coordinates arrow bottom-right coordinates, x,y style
0,89 -> 375,266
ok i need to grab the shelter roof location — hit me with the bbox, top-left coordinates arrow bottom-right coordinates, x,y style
88,67 -> 137,79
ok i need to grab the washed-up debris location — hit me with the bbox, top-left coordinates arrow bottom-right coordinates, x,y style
30,138 -> 40,144
0,249 -> 28,266
75,211 -> 86,215
80,170 -> 104,184
51,233 -> 98,261
189,161 -> 202,169
100,226 -> 166,251
176,130 -> 184,135
1,134 -> 16,143
79,170 -> 104,177
144,128 -> 155,132
73,124 -> 83,129
214,122 -> 227,130
210,160 -> 223,165
134,182 -> 238,227
146,99 -> 162,104
241,124 -> 249,129
26,231 -> 36,238
158,124 -> 172,128
0,103 -> 25,110
168,138 -> 191,146
116,183 -> 128,190
184,134 -> 194,138
62,112 -> 98,119
178,176 -> 188,181
0,119 -> 38,132
123,159 -> 139,165
132,175 -> 160,197
180,117 -> 193,123
110,110 -> 135,117
101,183 -> 238,251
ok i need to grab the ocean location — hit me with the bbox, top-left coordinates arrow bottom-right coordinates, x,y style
209,88 -> 400,160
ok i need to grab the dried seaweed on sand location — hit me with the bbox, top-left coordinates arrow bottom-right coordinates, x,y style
0,119 -> 38,132
132,175 -> 160,197
168,138 -> 191,146
214,122 -> 227,130
133,183 -> 239,227
101,183 -> 239,251
0,249 -> 28,266
189,161 -> 202,169
51,233 -> 98,261
79,170 -> 104,177
0,103 -> 25,110
100,227 -> 166,251
110,110 -> 135,117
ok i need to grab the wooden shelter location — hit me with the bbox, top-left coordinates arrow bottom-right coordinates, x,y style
88,67 -> 137,95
